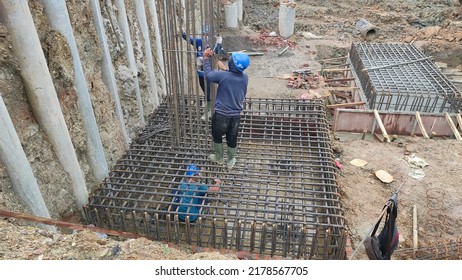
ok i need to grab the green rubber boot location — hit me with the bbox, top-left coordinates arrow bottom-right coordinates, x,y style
227,147 -> 237,169
201,102 -> 212,121
209,143 -> 224,164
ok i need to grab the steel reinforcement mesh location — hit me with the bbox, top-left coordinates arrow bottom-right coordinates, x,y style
349,43 -> 462,113
84,98 -> 346,259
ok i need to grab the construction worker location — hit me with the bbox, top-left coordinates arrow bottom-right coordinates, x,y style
203,48 -> 250,169
182,31 -> 212,120
172,164 -> 220,222
213,33 -> 228,60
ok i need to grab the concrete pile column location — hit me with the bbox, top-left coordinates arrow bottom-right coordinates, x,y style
279,0 -> 296,38
0,0 -> 89,211
0,96 -> 55,232
41,0 -> 109,183
147,0 -> 167,97
224,1 -> 238,29
114,0 -> 146,126
135,0 -> 160,107
89,0 -> 130,148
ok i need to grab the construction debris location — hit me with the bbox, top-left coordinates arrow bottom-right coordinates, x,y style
350,158 -> 368,167
250,29 -> 297,50
375,170 -> 394,183
287,69 -> 322,90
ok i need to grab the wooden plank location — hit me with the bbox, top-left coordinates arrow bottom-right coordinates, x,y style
333,92 -> 350,99
327,102 -> 365,108
322,68 -> 352,72
324,77 -> 356,82
243,52 -> 264,56
278,46 -> 289,56
373,109 -> 390,142
445,112 -> 462,141
415,111 -> 429,139
317,56 -> 347,62
324,87 -> 359,91
0,209 -> 145,239
457,114 -> 462,133
334,109 -> 455,137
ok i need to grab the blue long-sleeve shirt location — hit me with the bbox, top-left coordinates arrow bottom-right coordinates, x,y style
182,32 -> 209,77
182,32 -> 205,57
173,180 -> 208,222
204,57 -> 249,116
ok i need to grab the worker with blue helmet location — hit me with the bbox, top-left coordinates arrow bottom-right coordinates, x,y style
172,164 -> 220,222
185,164 -> 201,177
202,48 -> 250,169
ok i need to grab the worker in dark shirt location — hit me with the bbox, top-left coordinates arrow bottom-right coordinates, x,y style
203,48 -> 250,169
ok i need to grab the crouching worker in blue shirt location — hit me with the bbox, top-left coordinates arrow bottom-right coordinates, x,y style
173,164 -> 220,222
203,48 -> 250,169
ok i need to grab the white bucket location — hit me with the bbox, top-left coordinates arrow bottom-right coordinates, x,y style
279,2 -> 296,38
224,3 -> 238,29
237,0 -> 243,21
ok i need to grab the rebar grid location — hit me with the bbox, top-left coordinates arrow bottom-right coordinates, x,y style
394,238 -> 462,260
85,98 -> 346,259
349,43 -> 462,113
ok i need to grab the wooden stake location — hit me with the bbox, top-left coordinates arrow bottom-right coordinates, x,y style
373,109 -> 390,142
456,114 -> 462,133
415,111 -> 429,139
278,46 -> 289,56
445,112 -> 462,141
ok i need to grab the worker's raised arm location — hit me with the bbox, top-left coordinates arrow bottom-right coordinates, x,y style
203,48 -> 227,83
182,32 -> 202,49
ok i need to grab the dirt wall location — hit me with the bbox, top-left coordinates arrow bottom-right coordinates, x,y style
0,0 -> 166,219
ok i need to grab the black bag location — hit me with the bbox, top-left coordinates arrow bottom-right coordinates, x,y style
364,193 -> 399,260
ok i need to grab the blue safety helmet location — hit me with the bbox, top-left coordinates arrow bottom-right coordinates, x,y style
231,52 -> 250,73
185,164 -> 200,177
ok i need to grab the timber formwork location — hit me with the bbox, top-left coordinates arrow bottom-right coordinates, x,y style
84,98 -> 346,259
349,43 -> 462,113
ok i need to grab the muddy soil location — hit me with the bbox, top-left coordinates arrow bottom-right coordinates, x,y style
1,0 -> 462,260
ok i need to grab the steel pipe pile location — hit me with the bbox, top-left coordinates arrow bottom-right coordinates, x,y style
349,43 -> 462,113
85,98 -> 346,259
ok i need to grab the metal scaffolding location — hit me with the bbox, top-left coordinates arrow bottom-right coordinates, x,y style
85,98 -> 346,259
349,43 -> 462,113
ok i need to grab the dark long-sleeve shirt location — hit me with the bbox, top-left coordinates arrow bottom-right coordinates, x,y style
204,57 -> 249,116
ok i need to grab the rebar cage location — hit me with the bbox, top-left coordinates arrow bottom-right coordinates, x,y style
85,98 -> 346,259
349,43 -> 462,113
